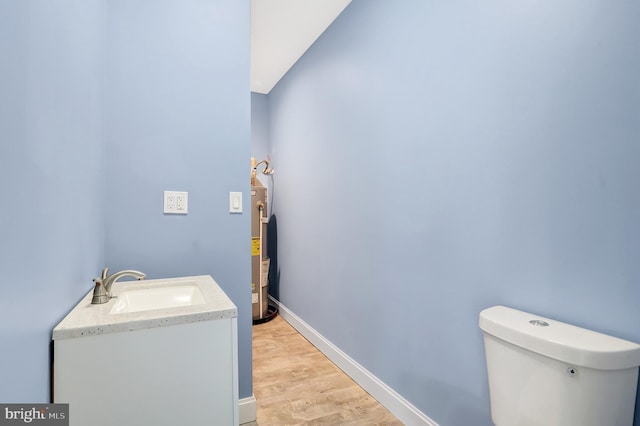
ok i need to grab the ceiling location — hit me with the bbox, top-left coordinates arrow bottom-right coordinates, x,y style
251,0 -> 352,94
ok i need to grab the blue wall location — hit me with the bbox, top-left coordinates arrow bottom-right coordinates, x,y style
0,0 -> 105,402
104,0 -> 252,399
251,92 -> 270,164
268,1 -> 640,424
0,0 -> 252,403
251,92 -> 274,197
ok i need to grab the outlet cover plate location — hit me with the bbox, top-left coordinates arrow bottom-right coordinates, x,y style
164,191 -> 188,214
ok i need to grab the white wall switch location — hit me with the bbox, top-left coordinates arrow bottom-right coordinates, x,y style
229,192 -> 242,213
164,191 -> 188,214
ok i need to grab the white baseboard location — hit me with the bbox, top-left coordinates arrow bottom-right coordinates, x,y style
270,297 -> 438,426
239,395 -> 256,425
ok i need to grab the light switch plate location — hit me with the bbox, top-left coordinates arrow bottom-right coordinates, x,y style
229,192 -> 242,213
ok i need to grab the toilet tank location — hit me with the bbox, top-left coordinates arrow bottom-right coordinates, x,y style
479,306 -> 640,426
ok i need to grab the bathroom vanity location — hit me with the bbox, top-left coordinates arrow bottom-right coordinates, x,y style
52,275 -> 238,426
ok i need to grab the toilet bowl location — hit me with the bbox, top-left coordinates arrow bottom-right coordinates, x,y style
480,305 -> 640,426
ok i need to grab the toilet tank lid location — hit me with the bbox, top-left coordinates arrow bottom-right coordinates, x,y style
479,305 -> 640,370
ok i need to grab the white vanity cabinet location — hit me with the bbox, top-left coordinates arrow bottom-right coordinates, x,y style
53,275 -> 238,426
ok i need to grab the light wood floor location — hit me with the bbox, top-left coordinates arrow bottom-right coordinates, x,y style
252,314 -> 403,425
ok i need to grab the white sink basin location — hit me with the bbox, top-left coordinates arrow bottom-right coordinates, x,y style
53,275 -> 237,340
110,282 -> 206,314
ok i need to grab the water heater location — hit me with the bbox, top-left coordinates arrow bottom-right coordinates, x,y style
251,181 -> 269,321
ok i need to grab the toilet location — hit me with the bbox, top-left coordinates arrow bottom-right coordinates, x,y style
479,305 -> 640,426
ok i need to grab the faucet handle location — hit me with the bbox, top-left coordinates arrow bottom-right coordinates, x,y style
91,277 -> 109,304
100,267 -> 109,280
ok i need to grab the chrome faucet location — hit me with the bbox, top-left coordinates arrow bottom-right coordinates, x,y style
91,267 -> 146,304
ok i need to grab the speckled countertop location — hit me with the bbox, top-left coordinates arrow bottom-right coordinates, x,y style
53,275 -> 237,341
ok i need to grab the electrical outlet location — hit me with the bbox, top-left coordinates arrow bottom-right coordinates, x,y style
176,192 -> 188,213
164,191 -> 188,214
166,193 -> 176,211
